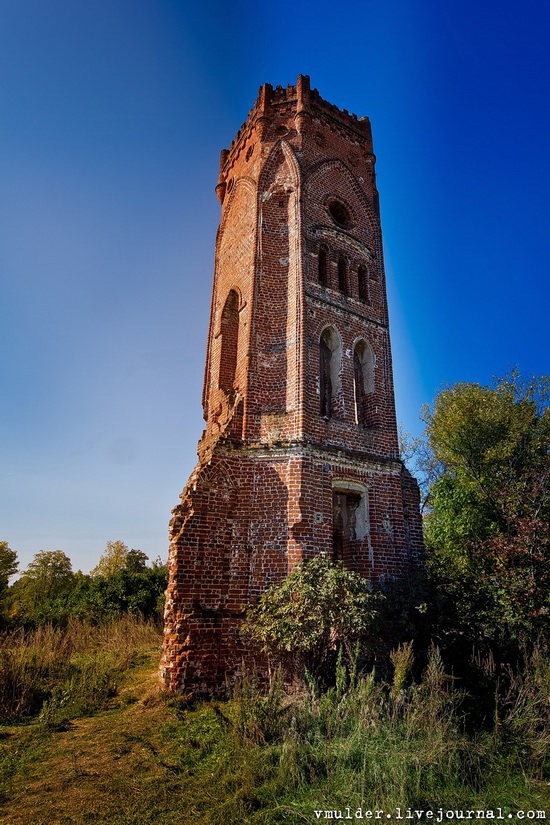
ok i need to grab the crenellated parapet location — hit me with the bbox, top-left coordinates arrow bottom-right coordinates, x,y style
216,75 -> 375,204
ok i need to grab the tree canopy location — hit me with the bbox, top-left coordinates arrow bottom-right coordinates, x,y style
421,372 -> 549,647
91,541 -> 149,577
5,543 -> 167,627
0,542 -> 18,590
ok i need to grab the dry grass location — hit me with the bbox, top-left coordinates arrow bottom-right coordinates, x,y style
0,616 -> 162,723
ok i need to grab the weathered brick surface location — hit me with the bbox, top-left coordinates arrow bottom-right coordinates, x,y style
160,76 -> 423,695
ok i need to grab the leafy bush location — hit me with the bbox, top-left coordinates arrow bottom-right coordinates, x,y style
243,553 -> 383,685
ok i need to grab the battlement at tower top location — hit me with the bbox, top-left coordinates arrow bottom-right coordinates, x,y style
219,75 -> 373,179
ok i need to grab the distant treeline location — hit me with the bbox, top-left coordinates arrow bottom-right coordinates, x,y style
0,540 -> 167,627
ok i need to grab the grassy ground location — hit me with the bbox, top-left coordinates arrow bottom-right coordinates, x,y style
0,628 -> 549,825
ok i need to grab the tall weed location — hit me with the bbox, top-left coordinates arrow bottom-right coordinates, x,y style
205,644 -> 550,819
0,615 -> 161,723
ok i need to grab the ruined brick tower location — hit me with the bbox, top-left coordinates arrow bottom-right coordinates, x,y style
160,76 -> 423,694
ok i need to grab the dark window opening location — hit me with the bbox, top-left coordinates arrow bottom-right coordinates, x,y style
338,257 -> 348,294
358,265 -> 369,302
354,348 -> 367,426
319,327 -> 341,420
328,200 -> 352,229
319,245 -> 328,286
332,491 -> 361,562
353,340 -> 376,427
320,334 -> 332,418
219,290 -> 239,393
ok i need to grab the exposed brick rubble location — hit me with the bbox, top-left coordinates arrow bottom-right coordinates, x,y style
160,76 -> 424,695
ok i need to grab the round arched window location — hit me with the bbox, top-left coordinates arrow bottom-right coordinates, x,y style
327,199 -> 352,229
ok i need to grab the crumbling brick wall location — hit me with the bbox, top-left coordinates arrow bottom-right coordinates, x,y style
160,76 -> 423,696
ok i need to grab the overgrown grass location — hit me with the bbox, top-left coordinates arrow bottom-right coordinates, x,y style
0,614 -> 161,725
0,626 -> 548,824
160,645 -> 550,824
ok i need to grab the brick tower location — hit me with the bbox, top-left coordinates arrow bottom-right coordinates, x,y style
160,76 -> 423,695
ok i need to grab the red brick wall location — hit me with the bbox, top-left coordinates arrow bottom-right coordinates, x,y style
160,76 -> 423,695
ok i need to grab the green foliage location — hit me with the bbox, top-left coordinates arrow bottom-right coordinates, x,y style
423,373 -> 549,503
7,550 -> 75,625
0,541 -> 18,588
38,655 -> 118,730
421,372 -> 550,648
0,541 -> 18,623
243,553 -> 383,684
5,544 -> 167,627
1,641 -> 548,823
182,646 -> 549,821
76,563 -> 168,622
91,540 -> 149,577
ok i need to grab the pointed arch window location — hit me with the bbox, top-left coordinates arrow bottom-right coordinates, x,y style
320,326 -> 342,419
353,339 -> 375,427
218,290 -> 240,392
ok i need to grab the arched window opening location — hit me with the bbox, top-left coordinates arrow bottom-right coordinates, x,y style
318,244 -> 328,286
319,327 -> 342,419
338,256 -> 348,294
358,265 -> 370,302
353,339 -> 375,427
332,491 -> 361,562
218,290 -> 240,393
332,482 -> 371,567
320,335 -> 332,419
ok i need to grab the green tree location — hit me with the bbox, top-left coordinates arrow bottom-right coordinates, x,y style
22,550 -> 74,597
0,541 -> 18,621
243,553 -> 383,683
8,550 -> 74,624
91,541 -> 149,577
0,541 -> 18,590
422,372 -> 550,647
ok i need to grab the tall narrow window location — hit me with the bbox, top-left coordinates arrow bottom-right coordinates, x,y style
338,256 -> 348,294
332,483 -> 370,566
353,339 -> 375,427
358,265 -> 369,302
320,335 -> 332,418
218,290 -> 239,392
319,326 -> 342,419
332,491 -> 361,562
318,244 -> 328,286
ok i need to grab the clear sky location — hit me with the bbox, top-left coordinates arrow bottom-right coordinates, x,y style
1,0 -> 549,574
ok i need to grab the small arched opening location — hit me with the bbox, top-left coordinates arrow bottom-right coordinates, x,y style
353,339 -> 375,427
319,326 -> 342,419
218,289 -> 240,393
358,265 -> 370,302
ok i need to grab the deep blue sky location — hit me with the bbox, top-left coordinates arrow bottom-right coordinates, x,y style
1,0 -> 548,573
